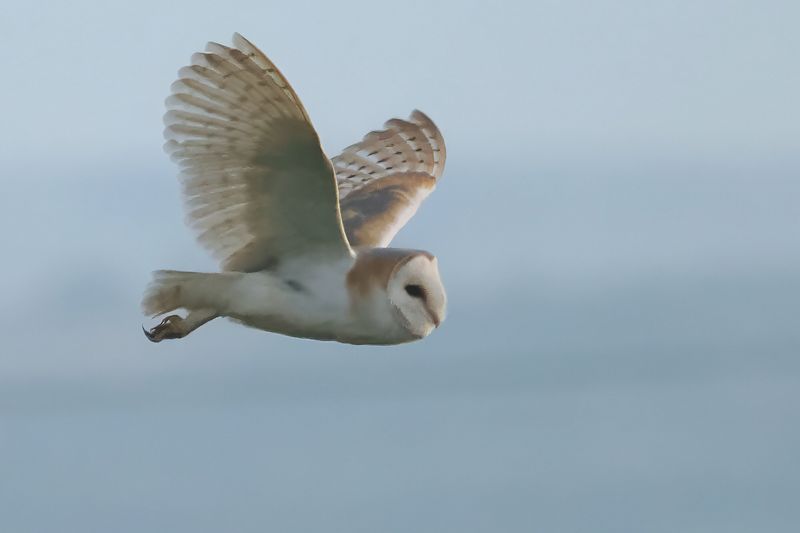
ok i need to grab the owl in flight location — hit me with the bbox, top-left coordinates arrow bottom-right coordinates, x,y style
142,33 -> 447,345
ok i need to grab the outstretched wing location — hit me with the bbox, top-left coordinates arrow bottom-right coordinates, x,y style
332,111 -> 446,248
165,33 -> 352,272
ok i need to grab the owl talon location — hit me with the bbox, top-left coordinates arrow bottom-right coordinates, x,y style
143,314 -> 185,342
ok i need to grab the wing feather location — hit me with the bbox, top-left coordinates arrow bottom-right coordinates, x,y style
165,34 -> 351,271
332,111 -> 446,247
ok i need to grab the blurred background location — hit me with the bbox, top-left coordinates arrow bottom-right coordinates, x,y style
1,1 -> 799,531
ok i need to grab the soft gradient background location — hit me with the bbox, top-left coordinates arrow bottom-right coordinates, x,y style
1,1 -> 799,532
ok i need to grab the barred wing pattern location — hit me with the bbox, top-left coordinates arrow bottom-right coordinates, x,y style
165,33 -> 351,272
332,111 -> 446,247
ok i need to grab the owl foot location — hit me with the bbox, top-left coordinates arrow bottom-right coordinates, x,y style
143,314 -> 186,342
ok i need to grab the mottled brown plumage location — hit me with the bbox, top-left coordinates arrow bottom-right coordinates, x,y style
333,110 -> 446,247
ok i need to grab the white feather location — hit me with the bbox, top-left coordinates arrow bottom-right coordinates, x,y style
143,34 -> 448,346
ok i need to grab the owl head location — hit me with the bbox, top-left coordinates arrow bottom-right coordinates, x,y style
387,252 -> 447,339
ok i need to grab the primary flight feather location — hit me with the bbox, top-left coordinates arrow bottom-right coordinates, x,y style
143,33 -> 447,345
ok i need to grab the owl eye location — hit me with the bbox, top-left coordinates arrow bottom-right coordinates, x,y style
404,284 -> 425,299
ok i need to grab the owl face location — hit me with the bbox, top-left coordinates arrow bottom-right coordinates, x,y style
387,254 -> 447,339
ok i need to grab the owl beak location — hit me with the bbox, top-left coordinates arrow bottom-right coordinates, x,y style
422,302 -> 441,329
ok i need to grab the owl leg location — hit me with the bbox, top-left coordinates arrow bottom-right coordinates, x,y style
143,308 -> 217,343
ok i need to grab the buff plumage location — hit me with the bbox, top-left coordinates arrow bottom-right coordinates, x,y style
142,34 -> 447,346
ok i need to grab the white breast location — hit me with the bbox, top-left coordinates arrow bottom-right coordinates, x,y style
221,255 -> 412,344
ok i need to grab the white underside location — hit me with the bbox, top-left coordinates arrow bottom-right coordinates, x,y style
205,258 -> 420,345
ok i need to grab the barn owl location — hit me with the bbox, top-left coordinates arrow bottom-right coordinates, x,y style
142,33 -> 447,345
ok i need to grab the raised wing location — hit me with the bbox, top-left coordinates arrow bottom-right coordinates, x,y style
332,111 -> 446,247
165,33 -> 352,272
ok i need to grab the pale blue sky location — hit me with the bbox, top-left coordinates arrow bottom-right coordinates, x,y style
2,0 -> 798,165
1,2 -> 799,532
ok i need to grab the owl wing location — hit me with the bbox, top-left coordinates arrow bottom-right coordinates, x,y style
165,33 -> 352,272
332,111 -> 446,248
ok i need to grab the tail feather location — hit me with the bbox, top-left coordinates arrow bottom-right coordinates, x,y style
141,270 -> 231,317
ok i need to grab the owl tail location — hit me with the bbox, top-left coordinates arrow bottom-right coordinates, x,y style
141,270 -> 233,317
